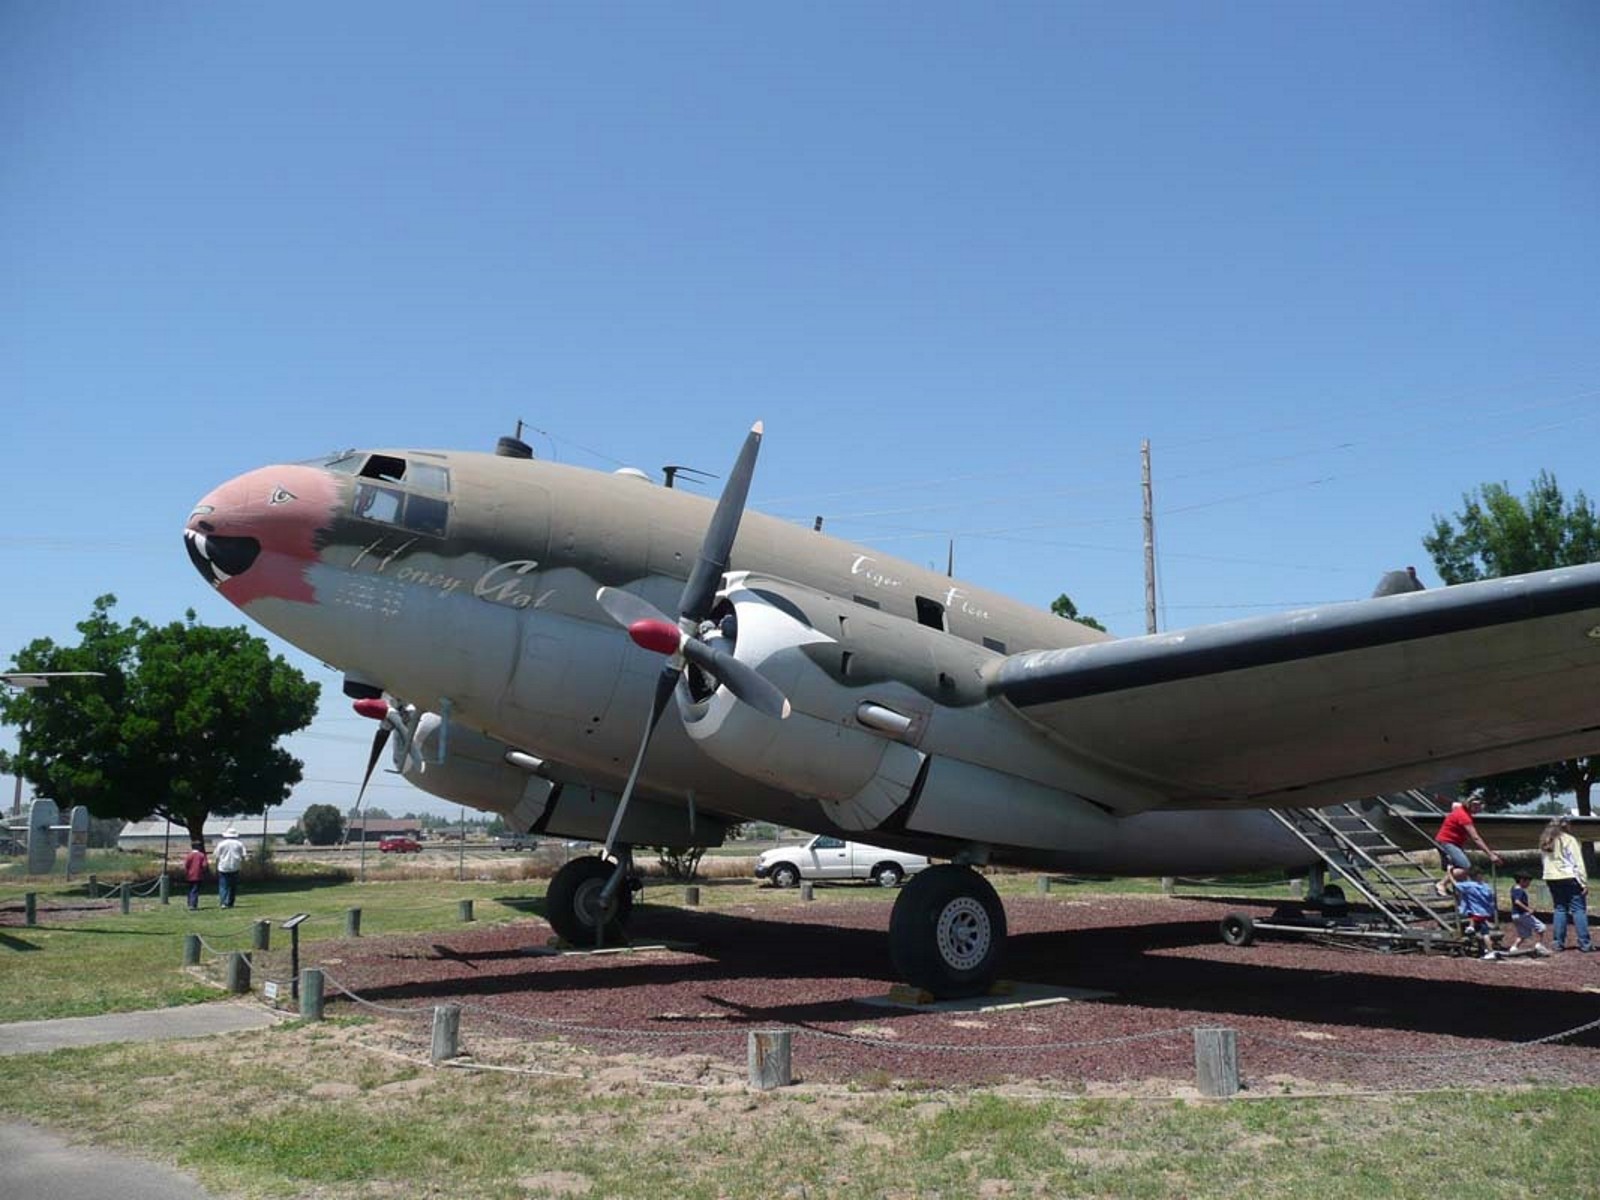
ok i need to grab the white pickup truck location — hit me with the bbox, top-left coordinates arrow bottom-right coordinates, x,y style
755,835 -> 930,888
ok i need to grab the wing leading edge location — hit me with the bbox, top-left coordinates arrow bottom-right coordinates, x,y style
986,564 -> 1600,810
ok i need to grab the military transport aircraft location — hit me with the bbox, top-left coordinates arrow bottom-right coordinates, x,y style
184,424 -> 1600,996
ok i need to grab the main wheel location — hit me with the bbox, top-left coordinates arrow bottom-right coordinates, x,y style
545,855 -> 634,946
769,862 -> 801,889
889,865 -> 1007,998
870,862 -> 905,888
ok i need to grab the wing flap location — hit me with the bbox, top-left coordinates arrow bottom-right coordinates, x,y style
987,565 -> 1600,809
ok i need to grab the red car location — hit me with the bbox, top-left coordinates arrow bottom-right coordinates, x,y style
378,836 -> 422,854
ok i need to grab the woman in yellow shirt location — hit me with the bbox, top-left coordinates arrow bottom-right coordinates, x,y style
1539,817 -> 1593,952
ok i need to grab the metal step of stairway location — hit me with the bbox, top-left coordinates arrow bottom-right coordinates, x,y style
1269,791 -> 1462,937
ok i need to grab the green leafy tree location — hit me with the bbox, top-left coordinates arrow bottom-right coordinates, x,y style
1050,593 -> 1107,633
300,803 -> 345,846
0,595 -> 319,842
1424,473 -> 1600,816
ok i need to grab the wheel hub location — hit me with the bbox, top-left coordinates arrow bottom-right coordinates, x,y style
935,896 -> 991,971
572,877 -> 618,929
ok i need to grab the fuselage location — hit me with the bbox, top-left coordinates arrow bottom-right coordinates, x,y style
186,446 -> 1314,875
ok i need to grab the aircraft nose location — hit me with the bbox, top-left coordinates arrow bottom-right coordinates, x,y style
184,464 -> 342,604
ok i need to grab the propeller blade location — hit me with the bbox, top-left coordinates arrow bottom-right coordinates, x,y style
680,638 -> 790,720
600,668 -> 680,858
680,421 -> 762,623
596,586 -> 675,633
355,722 -> 392,809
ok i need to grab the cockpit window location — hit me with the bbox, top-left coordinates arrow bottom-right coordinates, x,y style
359,454 -> 408,484
407,462 -> 449,493
353,483 -> 404,524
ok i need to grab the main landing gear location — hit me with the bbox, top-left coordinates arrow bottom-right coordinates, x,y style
546,855 -> 636,946
889,864 -> 1007,998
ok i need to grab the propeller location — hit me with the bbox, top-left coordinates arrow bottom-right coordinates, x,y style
351,697 -> 393,809
593,421 -> 789,866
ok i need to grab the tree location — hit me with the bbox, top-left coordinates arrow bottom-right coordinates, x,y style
1424,473 -> 1600,815
654,845 -> 706,881
1050,593 -> 1106,633
0,595 -> 319,843
300,803 -> 345,846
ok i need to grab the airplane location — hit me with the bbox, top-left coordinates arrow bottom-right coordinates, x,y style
0,673 -> 104,689
183,424 -> 1600,997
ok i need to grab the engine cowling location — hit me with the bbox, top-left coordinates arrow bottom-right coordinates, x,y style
678,576 -> 1137,849
397,712 -> 724,845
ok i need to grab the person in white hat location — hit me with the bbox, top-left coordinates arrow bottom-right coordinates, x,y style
213,826 -> 248,908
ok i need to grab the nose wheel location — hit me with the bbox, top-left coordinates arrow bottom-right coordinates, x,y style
888,864 -> 1007,998
546,855 -> 636,947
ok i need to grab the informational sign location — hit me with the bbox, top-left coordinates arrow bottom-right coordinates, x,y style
262,981 -> 280,1001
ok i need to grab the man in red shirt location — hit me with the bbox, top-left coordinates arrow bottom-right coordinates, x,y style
1435,798 -> 1503,895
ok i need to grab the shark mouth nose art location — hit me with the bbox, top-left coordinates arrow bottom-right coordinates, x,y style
185,529 -> 262,586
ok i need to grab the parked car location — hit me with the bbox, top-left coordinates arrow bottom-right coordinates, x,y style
497,835 -> 538,851
378,836 -> 422,854
755,835 -> 929,888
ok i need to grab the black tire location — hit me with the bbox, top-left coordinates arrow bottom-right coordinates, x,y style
545,856 -> 633,946
889,865 -> 1007,998
769,862 -> 801,889
870,862 -> 905,888
1220,913 -> 1256,947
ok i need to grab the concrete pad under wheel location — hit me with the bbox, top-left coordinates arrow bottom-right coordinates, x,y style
521,939 -> 698,957
860,981 -> 1114,1013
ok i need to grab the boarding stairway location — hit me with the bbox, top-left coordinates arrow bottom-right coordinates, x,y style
1267,790 -> 1464,940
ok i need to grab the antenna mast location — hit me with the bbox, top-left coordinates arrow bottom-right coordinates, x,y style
1142,439 -> 1158,635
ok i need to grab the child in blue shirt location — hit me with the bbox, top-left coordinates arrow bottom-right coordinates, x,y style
1507,873 -> 1553,957
1453,867 -> 1501,960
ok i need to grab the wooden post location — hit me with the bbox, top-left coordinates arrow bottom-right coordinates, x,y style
300,968 -> 325,1020
431,1004 -> 462,1063
345,907 -> 362,937
457,899 -> 474,922
159,873 -> 170,905
119,881 -> 131,915
685,885 -> 700,907
1160,876 -> 1176,895
252,920 -> 271,951
1037,876 -> 1051,894
87,874 -> 98,899
800,882 -> 814,902
23,892 -> 36,927
748,1029 -> 792,1090
1194,1027 -> 1240,1098
183,934 -> 201,966
225,951 -> 251,994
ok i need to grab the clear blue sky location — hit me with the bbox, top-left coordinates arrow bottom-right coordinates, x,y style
4,2 -> 1597,817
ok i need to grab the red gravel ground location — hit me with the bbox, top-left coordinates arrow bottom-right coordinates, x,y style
313,888 -> 1600,1094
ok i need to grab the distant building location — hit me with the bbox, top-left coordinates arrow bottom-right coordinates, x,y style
118,817 -> 298,852
346,817 -> 424,843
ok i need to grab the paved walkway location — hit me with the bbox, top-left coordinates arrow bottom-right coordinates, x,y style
0,999 -> 280,1056
0,1002 -> 281,1199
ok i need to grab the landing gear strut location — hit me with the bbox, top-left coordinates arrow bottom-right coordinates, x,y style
889,864 -> 1007,998
546,855 -> 635,946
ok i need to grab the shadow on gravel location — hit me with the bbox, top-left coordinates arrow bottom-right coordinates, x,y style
328,897 -> 1600,1047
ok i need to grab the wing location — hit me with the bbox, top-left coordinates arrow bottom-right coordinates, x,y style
987,564 -> 1600,810
0,672 -> 104,689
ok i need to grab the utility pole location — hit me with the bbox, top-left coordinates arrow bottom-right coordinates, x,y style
1142,439 -> 1158,635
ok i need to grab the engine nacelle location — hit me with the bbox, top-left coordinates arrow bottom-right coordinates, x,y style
680,576 -> 1135,848
399,712 -> 724,845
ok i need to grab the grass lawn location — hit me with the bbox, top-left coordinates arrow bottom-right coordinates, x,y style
4,866 -> 1589,1199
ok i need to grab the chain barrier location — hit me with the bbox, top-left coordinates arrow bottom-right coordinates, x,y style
1238,1009 -> 1600,1061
